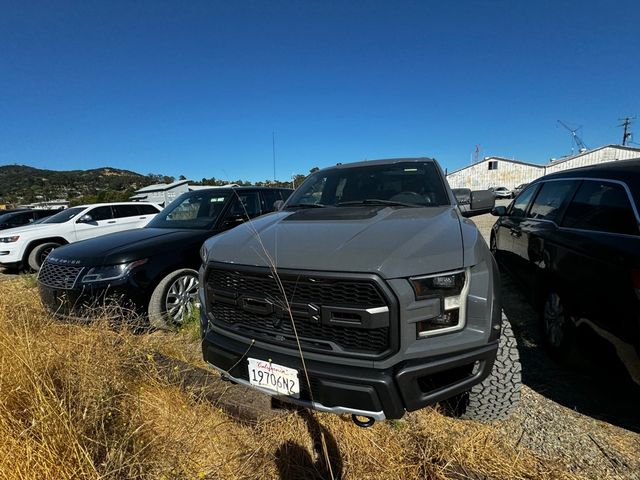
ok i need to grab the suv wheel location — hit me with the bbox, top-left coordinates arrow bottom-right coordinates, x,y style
148,269 -> 200,329
27,242 -> 61,271
542,291 -> 575,357
444,316 -> 522,421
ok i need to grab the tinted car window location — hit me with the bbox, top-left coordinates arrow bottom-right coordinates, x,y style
86,206 -> 113,222
112,205 -> 139,219
561,180 -> 639,236
527,180 -> 577,222
227,192 -> 261,217
5,211 -> 34,227
33,210 -> 55,220
509,184 -> 537,217
147,191 -> 232,229
138,204 -> 160,215
262,190 -> 283,212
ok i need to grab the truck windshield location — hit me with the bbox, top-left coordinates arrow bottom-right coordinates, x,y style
41,207 -> 85,224
146,190 -> 233,230
286,162 -> 450,208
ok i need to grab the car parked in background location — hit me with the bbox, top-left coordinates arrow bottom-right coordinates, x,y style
490,160 -> 640,382
489,186 -> 513,198
38,187 -> 292,328
0,209 -> 58,230
0,202 -> 161,271
512,183 -> 528,197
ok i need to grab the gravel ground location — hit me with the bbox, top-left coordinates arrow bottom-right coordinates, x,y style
471,204 -> 640,480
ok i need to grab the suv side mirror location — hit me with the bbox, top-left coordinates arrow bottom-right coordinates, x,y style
491,206 -> 507,216
76,214 -> 95,224
273,200 -> 285,211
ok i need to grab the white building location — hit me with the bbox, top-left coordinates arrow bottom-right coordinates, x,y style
446,145 -> 640,190
545,145 -> 640,174
130,180 -> 190,206
446,157 -> 545,190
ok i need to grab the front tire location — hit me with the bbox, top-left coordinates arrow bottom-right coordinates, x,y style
148,269 -> 200,329
445,316 -> 522,421
28,242 -> 61,271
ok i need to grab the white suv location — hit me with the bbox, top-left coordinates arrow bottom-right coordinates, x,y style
0,202 -> 161,270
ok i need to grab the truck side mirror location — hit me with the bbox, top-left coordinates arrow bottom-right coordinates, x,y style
460,190 -> 495,217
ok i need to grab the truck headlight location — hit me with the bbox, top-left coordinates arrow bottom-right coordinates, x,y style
0,235 -> 20,243
82,259 -> 147,283
409,269 -> 468,337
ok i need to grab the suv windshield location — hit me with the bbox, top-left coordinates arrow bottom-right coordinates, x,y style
41,207 -> 85,224
147,190 -> 233,229
286,161 -> 449,208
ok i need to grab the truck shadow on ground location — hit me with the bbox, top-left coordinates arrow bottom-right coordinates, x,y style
500,271 -> 640,433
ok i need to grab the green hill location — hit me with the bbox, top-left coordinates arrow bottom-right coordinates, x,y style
0,165 -> 173,205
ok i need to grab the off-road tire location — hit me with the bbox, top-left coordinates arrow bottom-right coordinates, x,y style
148,268 -> 199,330
27,242 -> 61,271
446,315 -> 522,421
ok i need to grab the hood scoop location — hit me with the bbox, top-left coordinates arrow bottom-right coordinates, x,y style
284,206 -> 383,221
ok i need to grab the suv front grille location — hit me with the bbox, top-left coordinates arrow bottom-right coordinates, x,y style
207,266 -> 394,357
38,262 -> 84,289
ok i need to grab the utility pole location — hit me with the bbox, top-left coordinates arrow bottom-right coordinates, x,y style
272,131 -> 276,182
619,117 -> 635,146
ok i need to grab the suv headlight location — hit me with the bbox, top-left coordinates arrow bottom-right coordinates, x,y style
82,259 -> 147,283
409,269 -> 468,337
200,244 -> 209,264
0,235 -> 20,243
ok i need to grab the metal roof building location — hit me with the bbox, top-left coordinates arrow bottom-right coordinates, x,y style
446,145 -> 640,190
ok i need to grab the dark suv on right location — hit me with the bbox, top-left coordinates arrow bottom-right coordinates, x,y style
491,160 -> 640,382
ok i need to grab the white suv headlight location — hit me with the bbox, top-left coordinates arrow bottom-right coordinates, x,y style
0,235 -> 20,243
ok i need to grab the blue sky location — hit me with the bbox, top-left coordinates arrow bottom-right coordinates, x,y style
1,0 -> 639,182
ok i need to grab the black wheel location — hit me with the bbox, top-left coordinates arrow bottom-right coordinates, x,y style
148,269 -> 200,329
444,315 -> 522,421
542,291 -> 576,358
28,242 -> 61,271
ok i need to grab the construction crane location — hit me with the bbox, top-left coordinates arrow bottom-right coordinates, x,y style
557,120 -> 588,153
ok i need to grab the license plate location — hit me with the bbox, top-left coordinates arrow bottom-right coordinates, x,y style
247,358 -> 300,398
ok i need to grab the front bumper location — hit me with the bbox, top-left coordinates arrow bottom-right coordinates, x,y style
202,315 -> 498,420
39,282 -> 148,319
0,246 -> 22,265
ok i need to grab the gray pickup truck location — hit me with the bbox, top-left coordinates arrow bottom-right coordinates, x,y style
199,157 -> 521,426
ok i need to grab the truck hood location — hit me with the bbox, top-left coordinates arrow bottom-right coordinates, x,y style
203,206 -> 464,278
47,228 -> 213,265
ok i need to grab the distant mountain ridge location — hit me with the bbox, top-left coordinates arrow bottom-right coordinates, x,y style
0,165 -> 173,204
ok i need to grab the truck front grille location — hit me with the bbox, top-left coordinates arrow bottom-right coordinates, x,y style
38,262 -> 84,289
206,266 -> 395,357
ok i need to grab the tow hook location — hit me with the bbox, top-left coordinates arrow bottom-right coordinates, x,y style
351,414 -> 375,428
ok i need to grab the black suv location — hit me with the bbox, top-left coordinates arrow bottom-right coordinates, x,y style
491,160 -> 640,380
38,187 -> 292,327
0,209 -> 57,230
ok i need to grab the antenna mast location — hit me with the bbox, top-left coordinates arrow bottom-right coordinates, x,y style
557,120 -> 588,153
272,131 -> 276,182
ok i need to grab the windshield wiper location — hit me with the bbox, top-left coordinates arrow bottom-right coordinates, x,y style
337,199 -> 421,208
286,203 -> 327,209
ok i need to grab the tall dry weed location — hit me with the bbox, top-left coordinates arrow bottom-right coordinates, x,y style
0,278 -> 576,479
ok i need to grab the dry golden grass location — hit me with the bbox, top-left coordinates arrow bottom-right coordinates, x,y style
0,277 -> 577,479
